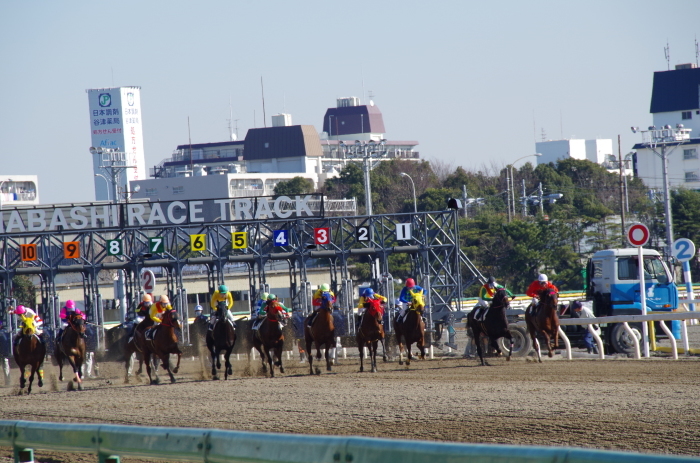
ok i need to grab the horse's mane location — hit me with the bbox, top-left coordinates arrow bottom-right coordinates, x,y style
365,298 -> 384,317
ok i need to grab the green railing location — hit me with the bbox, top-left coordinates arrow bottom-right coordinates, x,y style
1,420 -> 698,463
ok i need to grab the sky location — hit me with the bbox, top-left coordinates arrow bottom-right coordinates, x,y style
2,0 -> 700,205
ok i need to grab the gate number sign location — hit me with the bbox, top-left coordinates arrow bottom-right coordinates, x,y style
20,244 -> 37,261
107,239 -> 123,256
672,238 -> 696,262
190,234 -> 206,252
396,223 -> 412,241
356,226 -> 370,242
63,241 -> 80,259
314,227 -> 330,245
149,237 -> 165,253
232,232 -> 247,249
274,230 -> 289,246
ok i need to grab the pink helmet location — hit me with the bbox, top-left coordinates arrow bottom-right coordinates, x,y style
405,278 -> 416,288
15,305 -> 26,315
65,300 -> 76,310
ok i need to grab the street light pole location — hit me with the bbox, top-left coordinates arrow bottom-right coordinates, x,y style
631,124 -> 691,261
507,153 -> 542,221
342,139 -> 388,216
94,174 -> 111,201
400,172 -> 417,213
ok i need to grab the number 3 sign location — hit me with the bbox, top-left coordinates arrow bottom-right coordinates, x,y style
314,227 -> 330,245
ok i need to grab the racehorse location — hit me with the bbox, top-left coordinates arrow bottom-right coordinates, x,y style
394,290 -> 426,366
466,287 -> 514,365
304,291 -> 335,375
13,316 -> 45,394
55,313 -> 86,390
252,300 -> 285,377
206,301 -> 237,380
357,297 -> 385,373
525,288 -> 560,362
123,317 -> 155,381
142,309 -> 182,384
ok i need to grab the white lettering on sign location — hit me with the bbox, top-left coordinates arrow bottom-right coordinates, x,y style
27,210 -> 46,232
235,198 -> 253,220
70,207 -> 89,229
147,203 -> 167,225
273,196 -> 293,219
255,197 -> 272,219
48,209 -> 68,230
167,201 -> 187,224
127,204 -> 147,226
296,195 -> 312,216
214,199 -> 231,221
91,206 -> 111,228
189,201 -> 204,222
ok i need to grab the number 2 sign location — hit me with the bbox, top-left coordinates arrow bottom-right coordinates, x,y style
314,227 -> 330,245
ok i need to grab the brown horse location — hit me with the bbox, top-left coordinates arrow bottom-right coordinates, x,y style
394,290 -> 426,366
357,298 -> 385,373
525,288 -> 560,362
304,291 -> 335,375
55,314 -> 87,390
252,300 -> 285,377
466,288 -> 514,365
13,316 -> 45,394
142,309 -> 182,384
206,301 -> 237,380
124,317 -> 155,381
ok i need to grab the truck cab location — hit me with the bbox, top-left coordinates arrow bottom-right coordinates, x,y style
586,248 -> 678,353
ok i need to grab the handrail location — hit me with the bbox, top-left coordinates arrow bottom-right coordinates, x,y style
0,420 -> 696,463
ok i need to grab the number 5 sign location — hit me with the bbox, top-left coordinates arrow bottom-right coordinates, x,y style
314,227 -> 330,245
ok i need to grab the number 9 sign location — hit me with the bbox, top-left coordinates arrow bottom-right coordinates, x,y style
314,227 -> 330,245
672,238 -> 696,262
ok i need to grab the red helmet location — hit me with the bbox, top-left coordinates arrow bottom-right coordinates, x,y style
405,278 -> 415,288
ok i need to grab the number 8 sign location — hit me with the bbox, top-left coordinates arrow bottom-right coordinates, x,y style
314,227 -> 330,245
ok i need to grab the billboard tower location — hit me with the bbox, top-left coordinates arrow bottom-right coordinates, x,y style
87,87 -> 146,201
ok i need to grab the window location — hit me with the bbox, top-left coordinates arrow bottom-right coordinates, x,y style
618,256 -> 669,283
172,186 -> 184,195
685,171 -> 699,182
683,149 -> 698,160
682,111 -> 692,120
592,260 -> 603,279
145,188 -> 157,196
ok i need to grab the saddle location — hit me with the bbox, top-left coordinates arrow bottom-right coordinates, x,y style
145,325 -> 160,341
473,306 -> 489,322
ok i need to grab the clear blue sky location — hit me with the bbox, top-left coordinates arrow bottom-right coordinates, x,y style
1,1 -> 699,204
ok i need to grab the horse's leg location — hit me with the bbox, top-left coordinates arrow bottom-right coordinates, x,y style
144,352 -> 155,384
173,348 -> 182,374
406,340 -> 413,366
305,335 -> 314,375
224,346 -> 234,380
358,340 -> 365,372
37,360 -> 44,388
27,363 -> 36,394
56,349 -> 64,382
397,333 -> 405,365
533,335 -> 542,363
418,330 -> 426,360
503,332 -> 514,361
265,347 -> 275,378
542,330 -> 553,358
209,343 -> 218,380
370,340 -> 378,373
276,343 -> 284,374
163,353 -> 176,383
325,340 -> 332,372
474,331 -> 486,366
18,363 -> 26,392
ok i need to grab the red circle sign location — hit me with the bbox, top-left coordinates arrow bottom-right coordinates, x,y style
627,224 -> 649,247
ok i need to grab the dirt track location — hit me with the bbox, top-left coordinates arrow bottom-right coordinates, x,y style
2,344 -> 700,462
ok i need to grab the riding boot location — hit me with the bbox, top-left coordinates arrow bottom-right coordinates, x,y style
307,312 -> 317,327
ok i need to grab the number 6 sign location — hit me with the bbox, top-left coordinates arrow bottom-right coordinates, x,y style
314,227 -> 330,245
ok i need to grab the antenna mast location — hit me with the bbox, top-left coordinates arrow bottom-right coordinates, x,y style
696,36 -> 699,67
664,41 -> 670,70
260,76 -> 267,128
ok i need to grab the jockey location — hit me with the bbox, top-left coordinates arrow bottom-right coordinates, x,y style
357,288 -> 387,316
398,278 -> 425,320
57,300 -> 86,342
477,276 -> 514,308
308,284 -> 335,327
526,274 -> 559,316
253,292 -> 269,319
253,294 -> 290,330
194,305 -> 208,323
209,284 -> 235,330
149,295 -> 172,324
135,294 -> 153,321
8,305 -> 43,347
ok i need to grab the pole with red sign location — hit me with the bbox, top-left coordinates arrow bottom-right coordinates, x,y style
627,223 -> 650,357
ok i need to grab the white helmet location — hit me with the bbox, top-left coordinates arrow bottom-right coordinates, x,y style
538,274 -> 548,282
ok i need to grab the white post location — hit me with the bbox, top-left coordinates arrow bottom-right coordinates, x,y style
638,245 -> 650,357
683,261 -> 696,325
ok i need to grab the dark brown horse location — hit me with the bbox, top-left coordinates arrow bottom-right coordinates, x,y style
394,290 -> 426,366
525,288 -> 560,362
466,288 -> 514,365
206,301 -> 237,380
357,298 -> 385,373
13,316 -> 45,394
55,314 -> 86,390
124,317 -> 155,381
142,309 -> 182,384
252,300 -> 285,377
304,291 -> 335,375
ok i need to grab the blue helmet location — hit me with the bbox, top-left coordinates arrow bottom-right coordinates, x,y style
363,288 -> 374,298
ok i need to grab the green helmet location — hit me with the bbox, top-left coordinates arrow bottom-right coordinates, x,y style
261,292 -> 269,301
267,294 -> 277,301
320,283 -> 330,291
218,284 -> 228,294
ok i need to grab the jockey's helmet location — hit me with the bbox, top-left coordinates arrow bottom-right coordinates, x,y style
65,299 -> 76,310
487,276 -> 496,286
160,294 -> 170,304
538,274 -> 548,283
267,294 -> 277,301
194,305 -> 203,313
320,283 -> 330,291
14,305 -> 26,315
405,278 -> 416,288
218,284 -> 228,294
142,293 -> 153,303
363,288 -> 374,298
261,292 -> 269,301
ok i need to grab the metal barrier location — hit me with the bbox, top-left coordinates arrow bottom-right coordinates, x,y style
0,420 -> 697,463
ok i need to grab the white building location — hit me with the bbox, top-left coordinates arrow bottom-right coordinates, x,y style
535,139 -> 614,165
87,87 -> 147,201
633,63 -> 700,190
0,175 -> 39,208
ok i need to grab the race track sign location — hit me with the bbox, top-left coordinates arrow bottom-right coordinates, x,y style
20,244 -> 37,261
63,241 -> 80,259
356,226 -> 370,242
314,227 -> 330,245
627,224 -> 649,247
396,223 -> 412,241
274,230 -> 289,246
232,232 -> 247,249
190,234 -> 206,252
141,269 -> 156,293
149,237 -> 165,253
107,239 -> 123,256
672,238 -> 696,262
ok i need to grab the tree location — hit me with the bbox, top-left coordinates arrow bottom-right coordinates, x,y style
273,177 -> 314,196
12,275 -> 37,308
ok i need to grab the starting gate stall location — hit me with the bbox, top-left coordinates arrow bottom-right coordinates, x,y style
0,194 -> 484,360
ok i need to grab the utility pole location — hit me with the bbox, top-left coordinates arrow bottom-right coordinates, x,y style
505,168 -> 512,222
618,135 -> 626,245
538,182 -> 544,215
522,179 -> 527,216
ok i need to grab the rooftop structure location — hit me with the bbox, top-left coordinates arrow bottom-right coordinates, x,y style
0,175 -> 39,208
